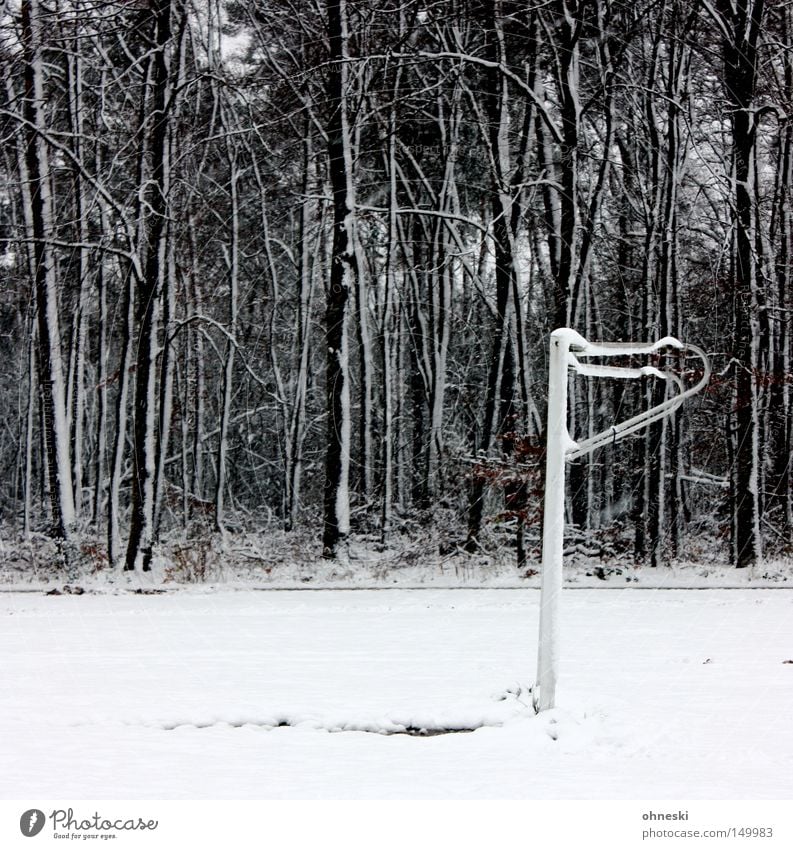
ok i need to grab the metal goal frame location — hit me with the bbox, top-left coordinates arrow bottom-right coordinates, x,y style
533,328 -> 710,713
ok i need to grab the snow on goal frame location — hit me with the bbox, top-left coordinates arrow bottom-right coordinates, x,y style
533,328 -> 710,714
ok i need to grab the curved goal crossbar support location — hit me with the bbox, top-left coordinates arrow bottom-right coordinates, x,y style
532,329 -> 710,714
566,342 -> 710,461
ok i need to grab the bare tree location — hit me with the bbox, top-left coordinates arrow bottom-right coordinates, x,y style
125,0 -> 179,571
19,0 -> 76,539
322,0 -> 357,557
705,0 -> 766,567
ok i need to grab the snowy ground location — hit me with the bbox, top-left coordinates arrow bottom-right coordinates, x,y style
1,587 -> 791,799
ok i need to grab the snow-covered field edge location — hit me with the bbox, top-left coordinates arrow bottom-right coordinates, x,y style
0,527 -> 790,593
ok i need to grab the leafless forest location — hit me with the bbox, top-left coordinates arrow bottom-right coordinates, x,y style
0,0 -> 790,573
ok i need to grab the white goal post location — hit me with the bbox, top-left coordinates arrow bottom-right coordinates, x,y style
533,328 -> 711,713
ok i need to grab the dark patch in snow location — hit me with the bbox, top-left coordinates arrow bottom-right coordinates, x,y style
496,685 -> 532,702
159,719 -> 490,736
45,585 -> 86,596
382,725 -> 481,737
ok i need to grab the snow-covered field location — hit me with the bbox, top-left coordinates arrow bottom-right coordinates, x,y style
1,587 -> 791,799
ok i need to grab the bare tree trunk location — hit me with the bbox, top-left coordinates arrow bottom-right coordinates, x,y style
125,0 -> 174,571
153,229 -> 176,539
107,259 -> 134,566
712,0 -> 765,567
551,1 -> 582,329
24,332 -> 36,538
769,3 -> 793,533
465,0 -> 520,552
352,119 -> 374,506
654,1 -> 692,565
65,44 -> 89,521
20,0 -> 76,539
6,70 -> 39,539
428,228 -> 452,503
215,147 -> 240,536
286,130 -> 318,532
92,158 -> 109,529
323,0 -> 355,557
636,5 -> 666,565
381,102 -> 399,539
546,2 -> 584,531
187,214 -> 206,504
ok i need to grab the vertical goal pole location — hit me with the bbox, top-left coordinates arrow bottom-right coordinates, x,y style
533,329 -> 573,713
